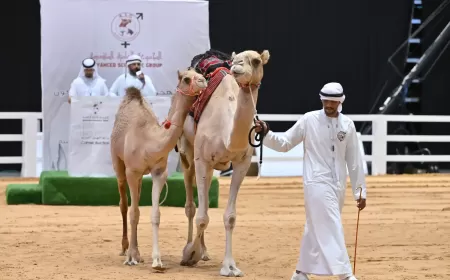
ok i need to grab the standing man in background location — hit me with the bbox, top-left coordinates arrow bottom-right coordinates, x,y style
109,54 -> 157,96
255,82 -> 367,280
68,58 -> 109,103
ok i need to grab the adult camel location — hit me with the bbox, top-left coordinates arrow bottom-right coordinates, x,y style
177,50 -> 270,276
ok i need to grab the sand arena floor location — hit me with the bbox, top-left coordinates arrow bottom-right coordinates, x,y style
0,175 -> 449,280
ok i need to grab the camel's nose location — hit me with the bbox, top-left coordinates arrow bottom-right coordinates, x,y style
230,65 -> 244,75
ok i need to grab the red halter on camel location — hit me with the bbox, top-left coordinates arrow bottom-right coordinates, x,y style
162,75 -> 203,129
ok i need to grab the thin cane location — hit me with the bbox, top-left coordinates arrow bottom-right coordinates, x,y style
353,187 -> 363,273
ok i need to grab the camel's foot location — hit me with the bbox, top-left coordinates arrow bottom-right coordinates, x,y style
152,257 -> 166,272
220,259 -> 243,277
119,249 -> 127,256
180,242 -> 202,266
201,250 -> 211,261
123,248 -> 142,266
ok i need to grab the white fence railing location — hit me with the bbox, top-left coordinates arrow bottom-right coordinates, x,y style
256,114 -> 450,175
0,113 -> 42,177
0,113 -> 450,177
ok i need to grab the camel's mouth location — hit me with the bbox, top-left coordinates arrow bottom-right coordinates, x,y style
231,71 -> 244,77
196,81 -> 208,89
231,65 -> 245,75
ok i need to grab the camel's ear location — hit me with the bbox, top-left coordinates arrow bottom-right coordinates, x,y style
231,51 -> 237,60
260,50 -> 270,65
177,70 -> 183,81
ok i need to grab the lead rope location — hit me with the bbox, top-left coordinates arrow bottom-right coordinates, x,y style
159,182 -> 169,206
247,84 -> 265,180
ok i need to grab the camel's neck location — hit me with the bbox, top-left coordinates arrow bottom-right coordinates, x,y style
227,87 -> 259,152
159,93 -> 194,154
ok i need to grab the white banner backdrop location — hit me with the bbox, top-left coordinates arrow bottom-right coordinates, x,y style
40,0 -> 210,173
69,96 -> 177,177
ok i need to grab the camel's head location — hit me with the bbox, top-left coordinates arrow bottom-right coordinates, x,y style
176,68 -> 208,97
230,50 -> 270,87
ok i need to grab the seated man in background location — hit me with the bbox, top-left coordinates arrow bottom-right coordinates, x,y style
68,58 -> 109,103
109,54 -> 157,96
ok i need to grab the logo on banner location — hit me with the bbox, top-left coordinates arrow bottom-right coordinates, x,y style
111,12 -> 144,48
92,101 -> 103,115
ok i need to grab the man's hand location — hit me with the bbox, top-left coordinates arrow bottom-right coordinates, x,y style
137,71 -> 145,82
255,120 -> 268,134
357,198 -> 366,210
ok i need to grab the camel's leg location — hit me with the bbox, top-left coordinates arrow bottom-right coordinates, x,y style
180,146 -> 196,243
138,177 -> 143,200
123,169 -> 142,266
220,155 -> 251,277
150,168 -> 167,271
181,159 -> 213,266
112,156 -> 129,256
200,231 -> 210,261
135,176 -> 143,259
180,144 -> 210,264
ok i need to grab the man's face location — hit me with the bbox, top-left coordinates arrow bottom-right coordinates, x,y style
322,99 -> 340,117
84,68 -> 94,78
128,62 -> 141,75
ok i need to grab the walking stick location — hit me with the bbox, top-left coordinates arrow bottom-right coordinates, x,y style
353,187 -> 363,274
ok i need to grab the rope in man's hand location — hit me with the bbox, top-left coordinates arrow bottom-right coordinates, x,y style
249,116 -> 267,180
353,186 -> 363,274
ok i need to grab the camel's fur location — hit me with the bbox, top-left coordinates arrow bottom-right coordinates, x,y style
110,68 -> 207,270
177,50 -> 270,276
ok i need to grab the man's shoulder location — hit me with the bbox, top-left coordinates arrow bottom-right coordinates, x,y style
339,113 -> 354,124
114,74 -> 126,80
303,110 -> 321,120
70,77 -> 82,84
306,110 -> 321,116
339,113 -> 356,131
97,77 -> 107,84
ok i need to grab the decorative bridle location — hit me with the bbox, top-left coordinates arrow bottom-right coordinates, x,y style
238,82 -> 261,92
162,75 -> 203,129
175,77 -> 203,97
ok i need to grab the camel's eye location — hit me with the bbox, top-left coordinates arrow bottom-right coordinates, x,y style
183,77 -> 191,84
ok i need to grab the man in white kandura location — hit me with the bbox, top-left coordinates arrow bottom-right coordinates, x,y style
109,54 -> 157,96
68,58 -> 109,103
255,82 -> 367,280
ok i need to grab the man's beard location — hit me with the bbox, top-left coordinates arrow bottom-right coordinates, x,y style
324,107 -> 337,116
85,74 -> 93,78
129,68 -> 140,76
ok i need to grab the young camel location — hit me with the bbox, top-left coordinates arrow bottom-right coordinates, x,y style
110,68 -> 207,270
178,50 -> 270,276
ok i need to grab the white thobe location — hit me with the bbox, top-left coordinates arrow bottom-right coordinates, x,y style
68,77 -> 109,97
109,73 -> 157,96
263,109 -> 367,276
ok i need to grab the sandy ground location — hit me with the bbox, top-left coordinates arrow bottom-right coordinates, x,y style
0,175 -> 449,280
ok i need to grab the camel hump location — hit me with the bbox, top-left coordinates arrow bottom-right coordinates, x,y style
125,86 -> 143,100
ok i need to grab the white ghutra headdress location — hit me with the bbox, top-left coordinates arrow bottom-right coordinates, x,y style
319,82 -> 345,112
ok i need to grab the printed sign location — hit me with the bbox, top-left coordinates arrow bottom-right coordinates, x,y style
40,0 -> 210,173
